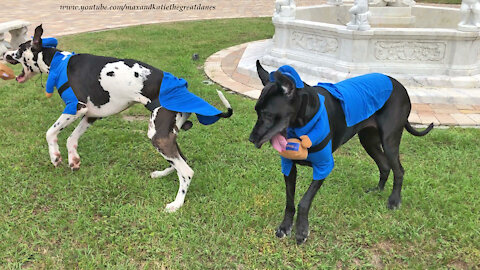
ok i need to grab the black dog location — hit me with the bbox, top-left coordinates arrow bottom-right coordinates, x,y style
3,25 -> 232,212
249,61 -> 433,244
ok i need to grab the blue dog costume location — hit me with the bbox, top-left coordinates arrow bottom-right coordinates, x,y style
46,51 -> 78,115
44,38 -> 224,123
156,72 -> 222,125
271,66 -> 393,180
43,38 -> 79,115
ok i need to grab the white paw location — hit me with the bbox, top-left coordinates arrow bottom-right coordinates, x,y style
136,96 -> 151,105
50,152 -> 62,167
164,202 -> 182,213
150,167 -> 175,179
68,155 -> 81,171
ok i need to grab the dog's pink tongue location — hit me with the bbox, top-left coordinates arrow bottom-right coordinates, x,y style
271,133 -> 287,153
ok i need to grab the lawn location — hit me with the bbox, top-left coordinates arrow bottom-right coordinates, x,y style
0,18 -> 479,269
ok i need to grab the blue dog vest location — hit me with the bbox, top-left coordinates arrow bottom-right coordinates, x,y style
156,72 -> 223,125
281,94 -> 334,180
273,66 -> 393,180
316,73 -> 393,127
46,52 -> 79,115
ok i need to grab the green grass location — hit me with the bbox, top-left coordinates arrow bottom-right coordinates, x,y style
417,0 -> 460,4
0,18 -> 479,269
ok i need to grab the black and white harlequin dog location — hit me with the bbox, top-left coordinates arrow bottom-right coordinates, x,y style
3,25 -> 232,212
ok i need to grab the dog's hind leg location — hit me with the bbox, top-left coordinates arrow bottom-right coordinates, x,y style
358,127 -> 391,193
276,164 -> 297,239
379,127 -> 405,210
148,111 -> 191,179
46,109 -> 87,167
296,180 -> 324,244
66,116 -> 97,171
148,108 -> 194,212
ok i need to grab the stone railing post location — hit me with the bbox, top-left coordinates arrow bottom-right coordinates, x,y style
0,32 -> 10,59
9,25 -> 29,49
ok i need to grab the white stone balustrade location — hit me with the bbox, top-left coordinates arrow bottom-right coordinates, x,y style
0,20 -> 30,59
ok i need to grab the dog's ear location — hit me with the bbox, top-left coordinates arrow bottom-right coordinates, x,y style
256,60 -> 270,86
273,71 -> 296,98
32,24 -> 43,52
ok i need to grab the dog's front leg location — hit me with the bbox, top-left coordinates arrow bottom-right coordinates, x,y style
296,180 -> 324,244
66,116 -> 97,171
276,165 -> 297,238
46,113 -> 84,167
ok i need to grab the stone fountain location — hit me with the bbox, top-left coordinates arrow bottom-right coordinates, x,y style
237,0 -> 480,104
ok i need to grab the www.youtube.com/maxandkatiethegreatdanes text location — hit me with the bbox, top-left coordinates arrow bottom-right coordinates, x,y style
59,3 -> 216,12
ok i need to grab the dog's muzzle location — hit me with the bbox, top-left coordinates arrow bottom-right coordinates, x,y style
4,54 -> 19,65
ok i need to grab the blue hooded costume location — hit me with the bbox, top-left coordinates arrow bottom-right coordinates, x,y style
156,72 -> 222,125
271,66 -> 393,180
44,38 -> 223,123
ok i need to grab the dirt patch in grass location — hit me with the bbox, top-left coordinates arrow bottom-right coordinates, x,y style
122,115 -> 149,122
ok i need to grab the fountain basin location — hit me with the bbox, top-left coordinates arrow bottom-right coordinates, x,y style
262,4 -> 480,88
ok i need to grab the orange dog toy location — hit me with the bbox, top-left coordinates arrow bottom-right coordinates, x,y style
0,62 -> 15,80
279,135 -> 312,160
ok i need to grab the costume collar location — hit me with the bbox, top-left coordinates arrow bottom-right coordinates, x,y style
269,65 -> 304,88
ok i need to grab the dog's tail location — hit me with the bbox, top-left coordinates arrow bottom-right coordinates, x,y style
405,121 -> 434,136
216,90 -> 233,118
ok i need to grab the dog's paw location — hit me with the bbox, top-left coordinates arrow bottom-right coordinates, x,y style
295,218 -> 310,245
365,186 -> 383,193
151,167 -> 175,179
69,156 -> 81,171
51,152 -> 62,167
164,202 -> 182,213
387,195 -> 401,210
275,225 -> 292,238
295,229 -> 310,245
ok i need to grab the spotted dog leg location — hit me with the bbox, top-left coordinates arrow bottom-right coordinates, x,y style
148,108 -> 194,212
66,116 -> 97,171
46,111 -> 86,167
148,112 -> 191,179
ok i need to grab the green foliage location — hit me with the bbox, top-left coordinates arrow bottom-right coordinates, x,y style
0,18 -> 479,268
